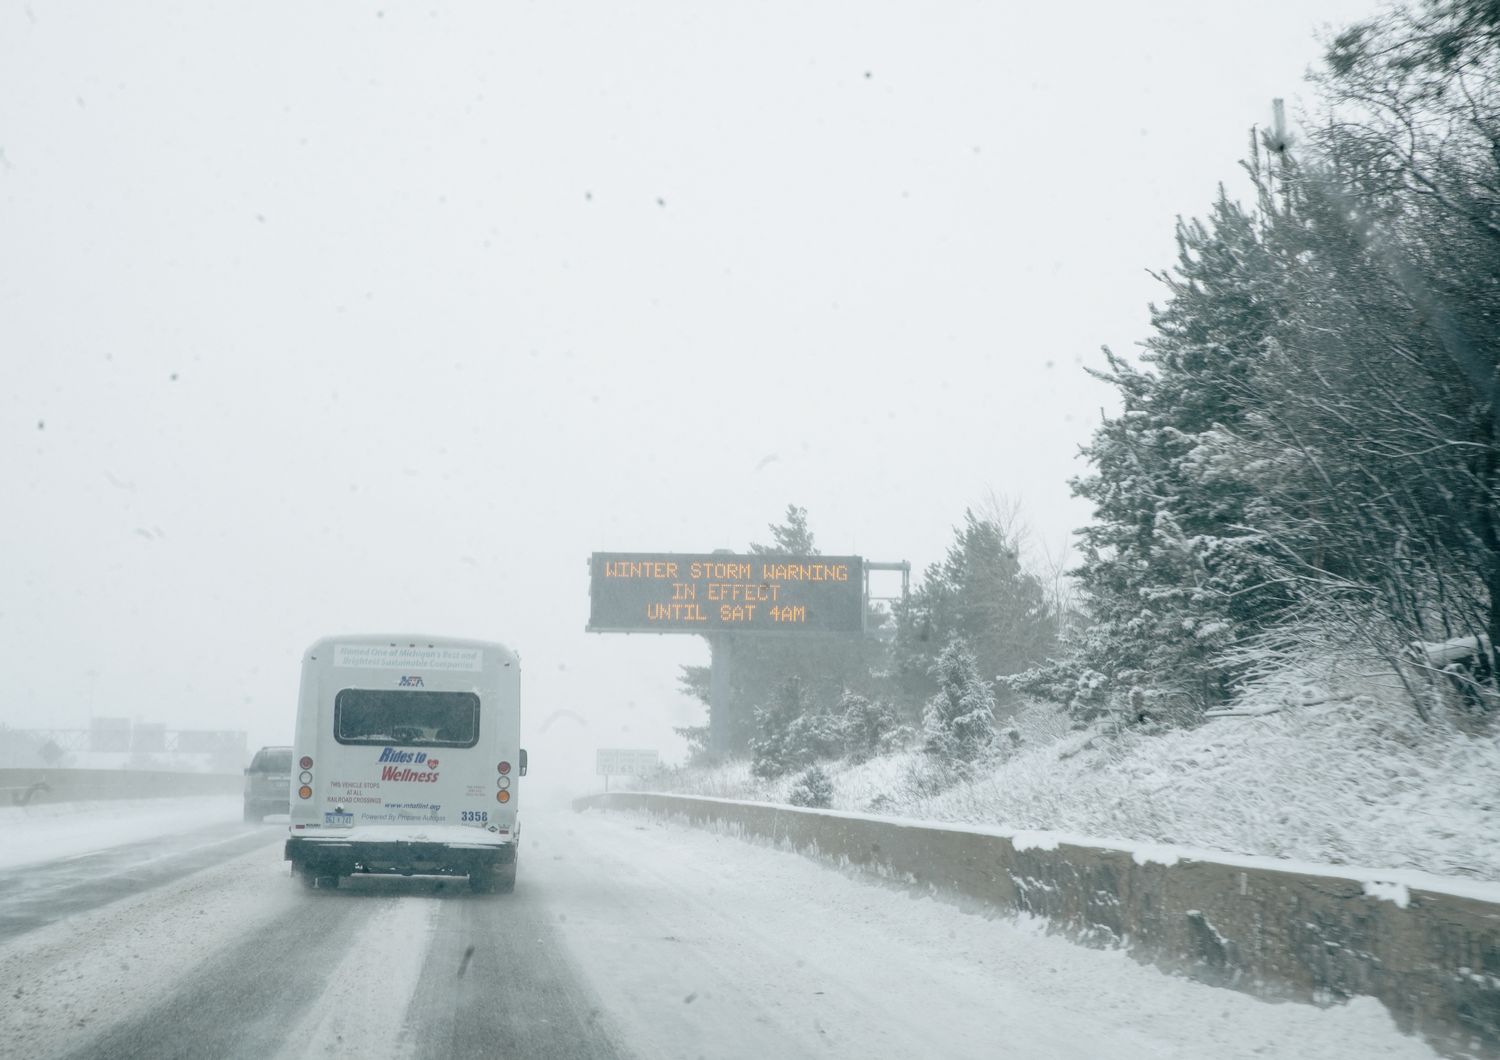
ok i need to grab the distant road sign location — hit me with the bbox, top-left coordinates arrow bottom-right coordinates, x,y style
596,748 -> 661,776
587,552 -> 864,634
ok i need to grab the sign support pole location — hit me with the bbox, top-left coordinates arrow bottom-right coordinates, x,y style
709,635 -> 734,757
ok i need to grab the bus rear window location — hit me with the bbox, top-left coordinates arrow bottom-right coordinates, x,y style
333,689 -> 480,748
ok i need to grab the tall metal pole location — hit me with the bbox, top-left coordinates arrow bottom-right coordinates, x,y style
709,635 -> 733,756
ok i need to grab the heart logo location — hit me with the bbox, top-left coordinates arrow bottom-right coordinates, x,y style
427,759 -> 439,769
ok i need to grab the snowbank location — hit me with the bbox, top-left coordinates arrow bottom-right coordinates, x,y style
645,685 -> 1500,881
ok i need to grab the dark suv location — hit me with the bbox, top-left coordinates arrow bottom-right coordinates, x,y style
243,745 -> 293,822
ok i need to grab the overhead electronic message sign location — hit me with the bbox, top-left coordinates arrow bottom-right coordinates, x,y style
587,552 -> 864,634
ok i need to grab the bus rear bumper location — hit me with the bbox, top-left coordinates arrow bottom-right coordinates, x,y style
285,833 -> 516,879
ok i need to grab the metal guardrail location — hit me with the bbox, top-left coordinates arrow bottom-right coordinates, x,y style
574,791 -> 1500,1059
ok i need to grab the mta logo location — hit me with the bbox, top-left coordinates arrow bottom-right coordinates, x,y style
399,675 -> 424,687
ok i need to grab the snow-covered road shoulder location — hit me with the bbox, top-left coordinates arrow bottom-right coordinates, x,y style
0,796 -> 246,870
550,807 -> 1440,1060
576,791 -> 1499,1058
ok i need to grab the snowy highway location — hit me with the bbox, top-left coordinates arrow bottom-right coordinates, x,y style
1,804 -> 1442,1060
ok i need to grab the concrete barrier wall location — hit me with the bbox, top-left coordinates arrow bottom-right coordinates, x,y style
575,791 -> 1500,1059
0,768 -> 241,806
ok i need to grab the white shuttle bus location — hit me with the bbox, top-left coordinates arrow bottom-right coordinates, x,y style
285,634 -> 526,893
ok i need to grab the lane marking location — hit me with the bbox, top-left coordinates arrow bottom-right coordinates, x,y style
49,827 -> 272,870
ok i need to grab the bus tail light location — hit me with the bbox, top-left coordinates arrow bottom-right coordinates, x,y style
497,761 -> 511,775
496,790 -> 511,804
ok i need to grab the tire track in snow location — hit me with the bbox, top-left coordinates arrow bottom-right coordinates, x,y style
2,844 -> 300,1060
269,890 -> 438,1060
404,879 -> 627,1060
59,878 -> 369,1060
0,824 -> 280,941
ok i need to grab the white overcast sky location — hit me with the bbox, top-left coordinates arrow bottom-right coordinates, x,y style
2,0 -> 1379,795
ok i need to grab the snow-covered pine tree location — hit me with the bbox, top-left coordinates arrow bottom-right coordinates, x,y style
1273,2 -> 1499,703
1020,0 -> 1499,721
922,637 -> 997,765
1020,188 -> 1291,720
893,508 -> 1057,713
749,504 -> 817,556
678,505 -> 892,755
1182,3 -> 1500,712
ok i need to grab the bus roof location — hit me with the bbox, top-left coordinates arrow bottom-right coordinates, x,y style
303,635 -> 519,667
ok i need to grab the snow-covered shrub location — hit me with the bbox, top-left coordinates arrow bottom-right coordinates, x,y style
905,753 -> 959,797
751,677 -> 843,779
877,723 -> 915,756
788,765 -> 834,809
784,710 -> 845,766
839,691 -> 904,763
750,677 -> 806,779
